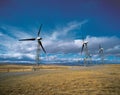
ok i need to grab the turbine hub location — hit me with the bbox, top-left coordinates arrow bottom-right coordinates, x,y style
36,37 -> 42,40
83,41 -> 88,44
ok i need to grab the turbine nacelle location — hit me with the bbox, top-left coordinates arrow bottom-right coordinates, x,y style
83,41 -> 88,44
99,45 -> 104,54
99,44 -> 104,53
99,48 -> 104,52
36,37 -> 42,40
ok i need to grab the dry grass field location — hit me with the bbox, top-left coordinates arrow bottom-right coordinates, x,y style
0,64 -> 120,95
0,64 -> 69,72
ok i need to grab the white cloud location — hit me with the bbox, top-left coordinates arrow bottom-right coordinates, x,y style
74,39 -> 83,47
47,20 -> 88,41
43,20 -> 88,53
0,25 -> 37,60
107,45 -> 120,52
0,20 -> 120,63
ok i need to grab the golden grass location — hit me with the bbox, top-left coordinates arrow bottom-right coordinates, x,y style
0,64 -> 120,95
0,65 -> 32,72
0,64 -> 69,72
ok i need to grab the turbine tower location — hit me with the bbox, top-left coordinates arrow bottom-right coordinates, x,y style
19,24 -> 46,66
98,44 -> 104,64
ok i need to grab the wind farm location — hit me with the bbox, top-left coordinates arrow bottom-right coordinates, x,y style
0,0 -> 120,95
0,22 -> 120,94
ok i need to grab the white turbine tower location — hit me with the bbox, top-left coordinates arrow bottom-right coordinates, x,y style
98,44 -> 104,64
19,24 -> 46,67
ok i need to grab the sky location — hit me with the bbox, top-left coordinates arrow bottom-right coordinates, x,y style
0,0 -> 120,64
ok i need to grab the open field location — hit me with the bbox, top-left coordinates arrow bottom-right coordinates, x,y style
0,64 -> 120,95
0,64 -> 69,72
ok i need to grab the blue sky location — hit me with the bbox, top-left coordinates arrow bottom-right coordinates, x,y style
0,0 -> 120,63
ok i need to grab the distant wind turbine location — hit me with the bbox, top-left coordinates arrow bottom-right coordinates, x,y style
81,33 -> 91,66
98,44 -> 104,64
19,24 -> 46,66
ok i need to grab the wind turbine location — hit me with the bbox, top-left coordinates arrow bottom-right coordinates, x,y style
81,31 -> 92,65
81,35 -> 90,66
98,44 -> 104,64
19,24 -> 46,66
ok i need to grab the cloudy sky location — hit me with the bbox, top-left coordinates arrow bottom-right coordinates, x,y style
0,0 -> 120,63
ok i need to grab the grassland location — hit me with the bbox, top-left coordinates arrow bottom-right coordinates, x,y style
0,64 -> 69,72
0,64 -> 120,95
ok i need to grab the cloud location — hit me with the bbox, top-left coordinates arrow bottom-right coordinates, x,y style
106,45 -> 120,55
43,20 -> 88,53
74,39 -> 83,47
0,20 -> 120,63
0,53 -> 35,61
44,35 -> 120,54
0,25 -> 37,60
47,20 -> 88,41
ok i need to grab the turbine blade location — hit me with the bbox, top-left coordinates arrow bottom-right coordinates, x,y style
81,44 -> 84,54
38,40 -> 46,53
38,24 -> 42,36
19,38 -> 36,41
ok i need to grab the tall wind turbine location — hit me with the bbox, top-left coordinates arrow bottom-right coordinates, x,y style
98,44 -> 104,64
19,24 -> 46,66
